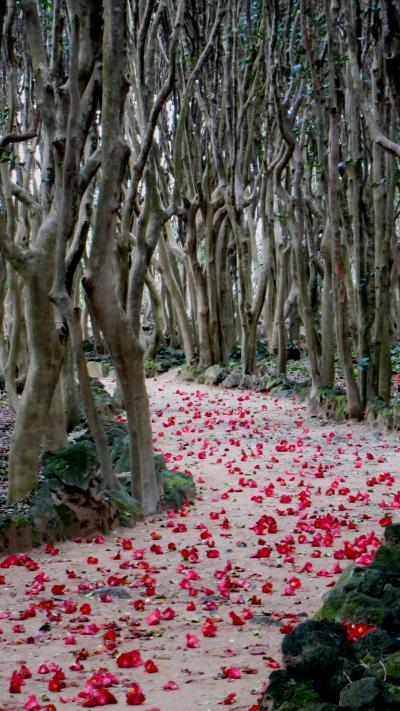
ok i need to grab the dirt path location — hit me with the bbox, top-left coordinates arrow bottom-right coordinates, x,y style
0,370 -> 399,711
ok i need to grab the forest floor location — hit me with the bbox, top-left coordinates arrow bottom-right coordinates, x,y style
0,369 -> 399,711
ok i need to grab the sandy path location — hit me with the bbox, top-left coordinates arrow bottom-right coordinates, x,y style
0,370 -> 399,711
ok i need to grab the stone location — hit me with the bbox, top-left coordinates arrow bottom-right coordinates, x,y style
87,361 -> 104,378
107,487 -> 142,527
342,567 -> 385,598
240,374 -> 254,389
314,588 -> 347,622
337,591 -> 385,626
203,365 -> 229,385
180,364 -> 204,382
42,440 -> 98,491
371,543 -> 400,578
221,372 -> 241,389
384,524 -> 400,547
158,469 -> 196,508
354,629 -> 396,662
338,677 -> 382,710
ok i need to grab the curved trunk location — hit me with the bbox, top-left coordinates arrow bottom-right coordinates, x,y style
8,249 -> 63,503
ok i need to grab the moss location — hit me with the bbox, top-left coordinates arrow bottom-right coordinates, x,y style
144,359 -> 162,377
43,440 -> 98,490
291,683 -> 320,706
385,652 -> 400,680
55,503 -> 78,527
372,543 -> 400,573
158,469 -> 196,508
107,488 -> 142,527
181,364 -> 204,382
337,591 -> 386,626
14,514 -> 31,529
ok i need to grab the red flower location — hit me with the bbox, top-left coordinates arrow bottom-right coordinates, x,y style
126,683 -> 145,705
144,659 -> 159,673
9,671 -> 25,693
229,611 -> 244,626
116,650 -> 144,668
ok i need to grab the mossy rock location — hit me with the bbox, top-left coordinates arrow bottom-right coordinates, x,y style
158,469 -> 196,508
338,676 -> 382,710
366,399 -> 400,431
0,513 -> 37,553
42,440 -> 98,491
221,372 -> 242,389
196,372 -> 206,384
312,387 -> 349,422
111,433 -> 130,474
107,487 -> 142,527
203,365 -> 229,385
154,454 -> 166,476
30,483 -> 64,540
342,567 -> 385,598
181,364 -> 204,382
89,377 -> 121,415
337,591 -> 385,626
354,629 -> 396,662
371,543 -> 400,576
315,588 -> 348,622
384,523 -> 400,547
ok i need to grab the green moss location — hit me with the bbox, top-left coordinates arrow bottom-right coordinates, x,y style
372,543 -> 400,573
14,514 -> 31,529
181,364 -> 204,382
291,684 -> 320,706
107,488 -> 142,527
385,652 -> 400,680
337,591 -> 385,626
43,440 -> 98,490
158,470 -> 196,508
55,503 -> 78,527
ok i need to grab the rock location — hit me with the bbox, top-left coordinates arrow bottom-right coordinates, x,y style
354,629 -> 396,662
203,365 -> 229,385
221,372 -> 242,389
87,361 -> 105,378
106,487 -> 142,527
384,524 -> 400,547
260,670 -> 295,707
314,588 -> 347,622
180,364 -> 204,382
337,591 -> 385,626
281,621 -> 352,679
240,374 -> 254,389
89,377 -> 121,416
381,584 -> 400,630
342,567 -> 385,598
42,440 -> 98,491
338,677 -> 382,710
158,469 -> 196,508
371,543 -> 400,578
111,433 -> 130,474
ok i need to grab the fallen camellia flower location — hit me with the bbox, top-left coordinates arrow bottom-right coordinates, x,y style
126,683 -> 146,705
116,650 -> 144,668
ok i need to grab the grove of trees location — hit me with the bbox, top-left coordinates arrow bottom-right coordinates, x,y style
0,0 -> 399,510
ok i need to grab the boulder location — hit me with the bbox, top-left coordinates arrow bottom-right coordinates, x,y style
180,364 -> 204,382
42,440 -> 98,491
158,469 -> 196,508
203,365 -> 229,385
338,677 -> 382,710
337,591 -> 385,626
221,372 -> 242,389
